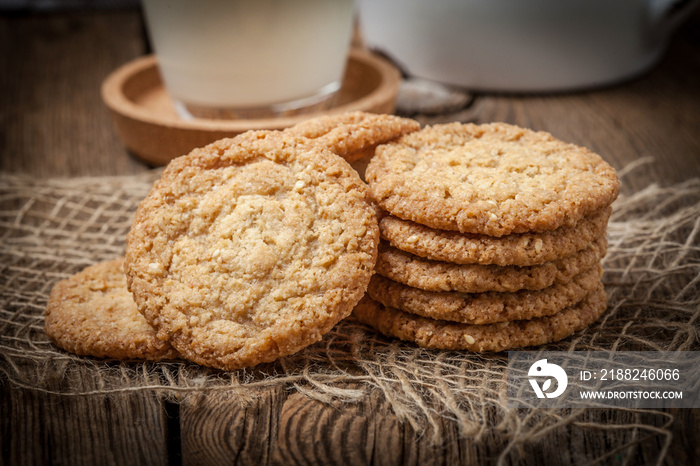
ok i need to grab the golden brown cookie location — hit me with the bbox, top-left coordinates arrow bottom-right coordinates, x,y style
125,130 -> 379,371
366,122 -> 620,236
379,207 -> 611,266
353,286 -> 607,352
285,111 -> 420,162
375,236 -> 606,293
44,259 -> 179,361
367,264 -> 602,325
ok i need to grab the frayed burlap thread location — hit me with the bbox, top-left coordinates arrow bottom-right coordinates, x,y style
1,166 -> 698,465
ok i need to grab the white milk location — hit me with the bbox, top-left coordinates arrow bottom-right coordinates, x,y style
142,0 -> 355,118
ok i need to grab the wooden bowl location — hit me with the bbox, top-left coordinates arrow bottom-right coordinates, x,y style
101,49 -> 402,166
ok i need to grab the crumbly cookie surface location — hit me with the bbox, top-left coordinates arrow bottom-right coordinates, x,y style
353,286 -> 607,351
366,122 -> 620,236
125,131 -> 379,370
44,258 -> 179,360
285,111 -> 420,162
368,264 -> 602,324
375,236 -> 606,293
380,207 -> 611,266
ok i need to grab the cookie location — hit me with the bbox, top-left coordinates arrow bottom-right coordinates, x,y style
368,264 -> 602,325
285,111 -> 420,162
366,122 -> 620,236
125,130 -> 379,371
379,207 -> 611,266
353,285 -> 607,351
375,236 -> 607,293
44,258 -> 179,361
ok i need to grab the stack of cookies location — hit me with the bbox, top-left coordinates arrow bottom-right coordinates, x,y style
356,122 -> 620,352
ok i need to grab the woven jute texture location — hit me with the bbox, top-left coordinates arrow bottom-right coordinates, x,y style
1,163 -> 698,464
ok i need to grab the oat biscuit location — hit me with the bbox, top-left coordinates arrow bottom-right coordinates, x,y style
286,111 -> 420,162
125,130 -> 379,371
375,236 -> 607,293
353,286 -> 608,351
368,264 -> 602,324
366,122 -> 620,236
44,259 -> 179,360
379,207 -> 611,266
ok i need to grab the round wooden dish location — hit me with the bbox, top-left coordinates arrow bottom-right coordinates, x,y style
101,49 -> 402,166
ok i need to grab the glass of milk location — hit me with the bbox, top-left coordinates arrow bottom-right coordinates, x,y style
142,0 -> 356,120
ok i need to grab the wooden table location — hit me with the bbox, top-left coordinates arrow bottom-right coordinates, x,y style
2,8 -> 699,466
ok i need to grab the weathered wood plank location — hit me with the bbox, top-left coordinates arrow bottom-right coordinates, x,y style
177,388 -> 696,466
0,10 -> 151,178
1,383 -> 171,466
179,387 -> 288,466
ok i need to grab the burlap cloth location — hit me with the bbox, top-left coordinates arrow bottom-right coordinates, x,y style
1,159 -> 698,464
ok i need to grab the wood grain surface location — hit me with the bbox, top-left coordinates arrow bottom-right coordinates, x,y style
1,8 -> 699,466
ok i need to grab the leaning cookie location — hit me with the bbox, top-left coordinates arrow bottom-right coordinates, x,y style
367,265 -> 602,325
285,111 -> 420,162
376,236 -> 606,293
367,122 -> 619,236
44,258 -> 179,361
379,207 -> 611,266
353,286 -> 608,352
125,130 -> 379,371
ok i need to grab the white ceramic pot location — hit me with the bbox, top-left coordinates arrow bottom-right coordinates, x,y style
358,0 -> 698,92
